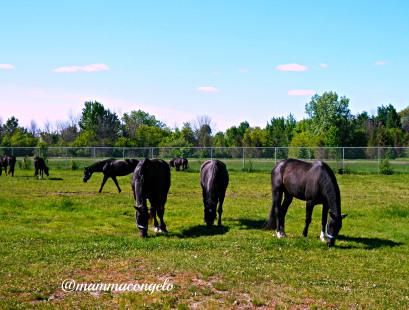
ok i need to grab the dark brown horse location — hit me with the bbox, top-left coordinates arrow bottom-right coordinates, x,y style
132,158 -> 171,237
34,156 -> 49,178
83,158 -> 139,193
169,157 -> 188,171
0,155 -> 16,177
266,159 -> 346,247
200,160 -> 229,226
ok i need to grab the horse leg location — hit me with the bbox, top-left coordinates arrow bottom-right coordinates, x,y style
99,175 -> 109,193
150,205 -> 160,232
217,192 -> 225,226
277,193 -> 292,238
112,176 -> 122,193
302,201 -> 315,237
267,188 -> 282,231
320,203 -> 329,242
157,204 -> 167,233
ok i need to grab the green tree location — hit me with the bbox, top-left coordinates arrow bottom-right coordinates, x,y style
78,101 -> 121,145
376,104 -> 401,128
305,91 -> 352,146
122,110 -> 165,139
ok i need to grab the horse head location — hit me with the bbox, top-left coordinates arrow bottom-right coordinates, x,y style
204,196 -> 218,226
83,167 -> 92,182
326,214 -> 347,247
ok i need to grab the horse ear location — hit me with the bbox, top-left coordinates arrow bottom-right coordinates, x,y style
341,214 -> 348,219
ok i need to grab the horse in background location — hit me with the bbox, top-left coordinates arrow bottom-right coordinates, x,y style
132,158 -> 171,237
266,158 -> 347,247
83,158 -> 139,193
34,156 -> 49,178
200,160 -> 229,227
169,157 -> 188,171
0,155 -> 16,177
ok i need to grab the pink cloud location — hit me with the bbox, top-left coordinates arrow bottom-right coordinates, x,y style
53,63 -> 110,73
197,86 -> 220,93
0,64 -> 14,70
276,63 -> 308,72
288,89 -> 316,96
319,63 -> 328,69
375,60 -> 387,66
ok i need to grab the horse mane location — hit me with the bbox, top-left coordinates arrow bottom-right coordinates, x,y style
86,158 -> 113,170
205,161 -> 219,204
318,161 -> 341,217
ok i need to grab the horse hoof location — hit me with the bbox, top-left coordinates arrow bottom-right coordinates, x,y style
153,226 -> 161,233
320,232 -> 326,242
276,231 -> 286,238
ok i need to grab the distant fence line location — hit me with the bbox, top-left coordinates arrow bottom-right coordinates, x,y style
0,146 -> 408,174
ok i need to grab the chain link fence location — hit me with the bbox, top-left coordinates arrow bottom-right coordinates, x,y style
0,146 -> 408,174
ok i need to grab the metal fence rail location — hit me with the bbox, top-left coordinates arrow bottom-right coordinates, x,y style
0,146 -> 408,174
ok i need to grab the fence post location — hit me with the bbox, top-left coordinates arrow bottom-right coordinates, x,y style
242,147 -> 245,168
122,147 -> 125,159
274,147 -> 277,165
210,147 -> 213,159
378,146 -> 380,174
342,147 -> 345,172
93,147 -> 96,158
151,148 -> 154,159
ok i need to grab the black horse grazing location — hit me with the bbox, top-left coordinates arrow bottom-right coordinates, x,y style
34,156 -> 49,178
132,159 -> 171,237
169,157 -> 188,171
200,160 -> 229,227
83,158 -> 139,193
0,155 -> 16,176
266,159 -> 347,247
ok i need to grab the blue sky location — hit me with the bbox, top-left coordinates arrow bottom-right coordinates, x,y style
1,0 -> 408,131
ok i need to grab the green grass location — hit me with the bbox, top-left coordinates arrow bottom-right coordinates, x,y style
0,170 -> 408,308
13,156 -> 409,174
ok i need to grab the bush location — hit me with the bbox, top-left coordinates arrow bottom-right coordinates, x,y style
380,159 -> 393,175
71,160 -> 79,170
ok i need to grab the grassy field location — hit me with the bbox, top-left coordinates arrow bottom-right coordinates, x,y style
0,169 -> 408,309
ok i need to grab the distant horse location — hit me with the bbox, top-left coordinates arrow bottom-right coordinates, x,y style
169,157 -> 188,171
200,160 -> 229,227
83,158 -> 139,193
34,156 -> 49,178
132,158 -> 171,237
266,158 -> 347,247
0,155 -> 16,177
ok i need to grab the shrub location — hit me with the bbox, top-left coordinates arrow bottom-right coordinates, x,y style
380,159 -> 393,175
71,160 -> 79,170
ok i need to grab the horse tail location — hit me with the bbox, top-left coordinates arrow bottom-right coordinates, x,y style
265,162 -> 283,230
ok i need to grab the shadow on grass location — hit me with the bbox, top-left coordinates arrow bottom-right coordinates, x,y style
338,235 -> 403,249
230,218 -> 268,230
48,177 -> 64,181
173,224 -> 230,238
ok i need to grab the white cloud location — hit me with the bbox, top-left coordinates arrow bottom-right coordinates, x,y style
196,86 -> 220,93
276,63 -> 308,72
319,63 -> 328,69
53,63 -> 110,73
375,60 -> 387,66
0,64 -> 14,70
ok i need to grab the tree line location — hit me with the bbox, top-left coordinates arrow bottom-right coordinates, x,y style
1,91 -> 408,149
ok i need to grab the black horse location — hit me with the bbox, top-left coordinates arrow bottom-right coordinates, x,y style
132,158 -> 171,237
83,158 -> 139,193
34,156 -> 49,178
266,158 -> 346,247
200,160 -> 229,227
169,157 -> 188,171
0,155 -> 16,177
